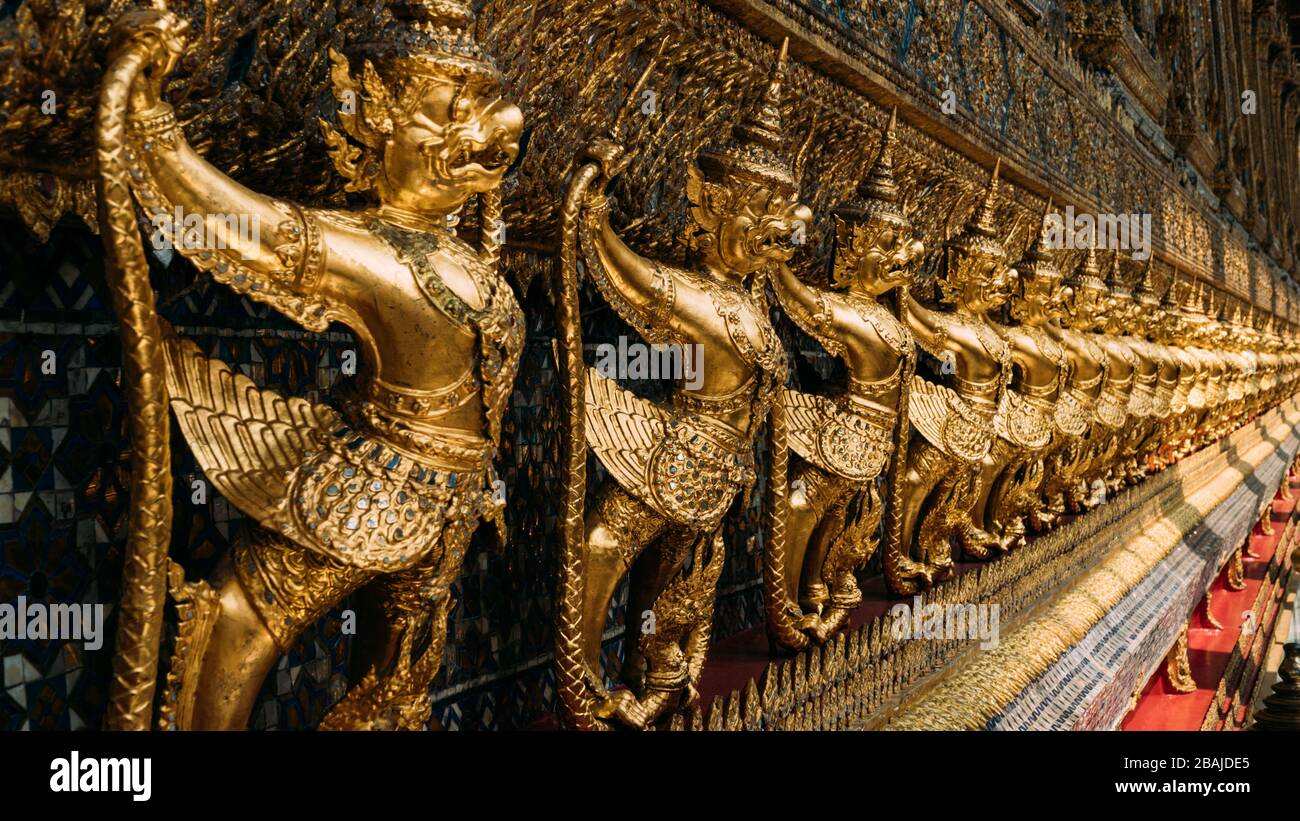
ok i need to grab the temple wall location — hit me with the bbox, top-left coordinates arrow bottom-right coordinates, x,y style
0,0 -> 1297,730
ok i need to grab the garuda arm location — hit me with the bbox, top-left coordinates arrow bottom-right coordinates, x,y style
114,12 -> 355,512
768,263 -> 846,358
899,292 -> 952,357
578,178 -> 690,347
122,46 -> 355,333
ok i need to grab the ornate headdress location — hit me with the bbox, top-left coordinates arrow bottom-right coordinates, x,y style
829,108 -> 913,288
696,39 -> 798,193
1179,276 -> 1204,315
939,159 -> 1007,303
834,108 -> 908,229
1104,251 -> 1131,297
946,159 -> 1007,260
1132,256 -> 1160,307
321,1 -> 502,192
1015,197 -> 1063,283
361,1 -> 501,84
1159,272 -> 1183,311
1009,198 -> 1064,321
1064,238 -> 1106,294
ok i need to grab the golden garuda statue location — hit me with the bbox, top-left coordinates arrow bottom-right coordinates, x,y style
1127,261 -> 1177,476
99,0 -> 525,730
974,201 -> 1072,552
1076,249 -> 1136,500
1037,241 -> 1111,524
1169,277 -> 1213,460
1110,255 -> 1162,488
1180,289 -> 1221,450
885,161 -> 1017,594
553,42 -> 808,729
1150,277 -> 1194,470
1139,276 -> 1181,471
1201,297 -> 1235,438
762,110 -> 923,650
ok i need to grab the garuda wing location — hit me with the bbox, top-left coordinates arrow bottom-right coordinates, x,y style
780,388 -> 825,466
583,370 -> 668,503
781,388 -> 891,481
907,376 -> 994,463
584,371 -> 751,529
161,322 -> 341,523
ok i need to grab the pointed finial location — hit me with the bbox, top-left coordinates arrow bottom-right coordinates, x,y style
1105,251 -> 1130,294
834,106 -> 907,227
1182,276 -> 1204,314
792,112 -> 816,183
697,37 -> 797,190
1066,233 -> 1104,292
969,158 -> 1002,238
1133,256 -> 1160,304
858,107 -> 900,203
1017,196 -> 1060,271
1160,271 -> 1182,309
1035,196 -> 1055,249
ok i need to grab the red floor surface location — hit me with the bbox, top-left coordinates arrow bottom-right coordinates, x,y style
1121,477 -> 1297,730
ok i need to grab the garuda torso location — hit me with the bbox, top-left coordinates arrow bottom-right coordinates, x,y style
1184,345 -> 1215,410
1126,337 -> 1161,420
911,314 -> 1011,463
1051,325 -> 1108,437
580,235 -> 786,529
996,324 -> 1066,450
1150,341 -> 1180,418
161,205 -> 525,572
779,291 -> 911,482
1094,332 -> 1137,429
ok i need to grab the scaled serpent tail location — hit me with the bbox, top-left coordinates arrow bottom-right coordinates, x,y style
883,287 -> 917,587
99,37 -> 175,730
553,51 -> 661,731
554,161 -> 602,731
762,392 -> 810,651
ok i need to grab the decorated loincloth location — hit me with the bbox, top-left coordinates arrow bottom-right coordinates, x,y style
584,371 -> 757,530
995,388 -> 1055,450
780,388 -> 894,482
908,376 -> 997,464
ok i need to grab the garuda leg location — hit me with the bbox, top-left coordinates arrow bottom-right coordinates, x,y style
806,481 -> 881,642
575,485 -> 669,724
319,516 -> 478,731
887,440 -> 950,594
620,525 -> 726,728
784,463 -> 856,616
188,526 -> 376,730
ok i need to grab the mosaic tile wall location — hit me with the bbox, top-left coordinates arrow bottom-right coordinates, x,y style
0,208 -> 835,730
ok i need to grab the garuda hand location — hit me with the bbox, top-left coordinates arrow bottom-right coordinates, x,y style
108,6 -> 190,112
